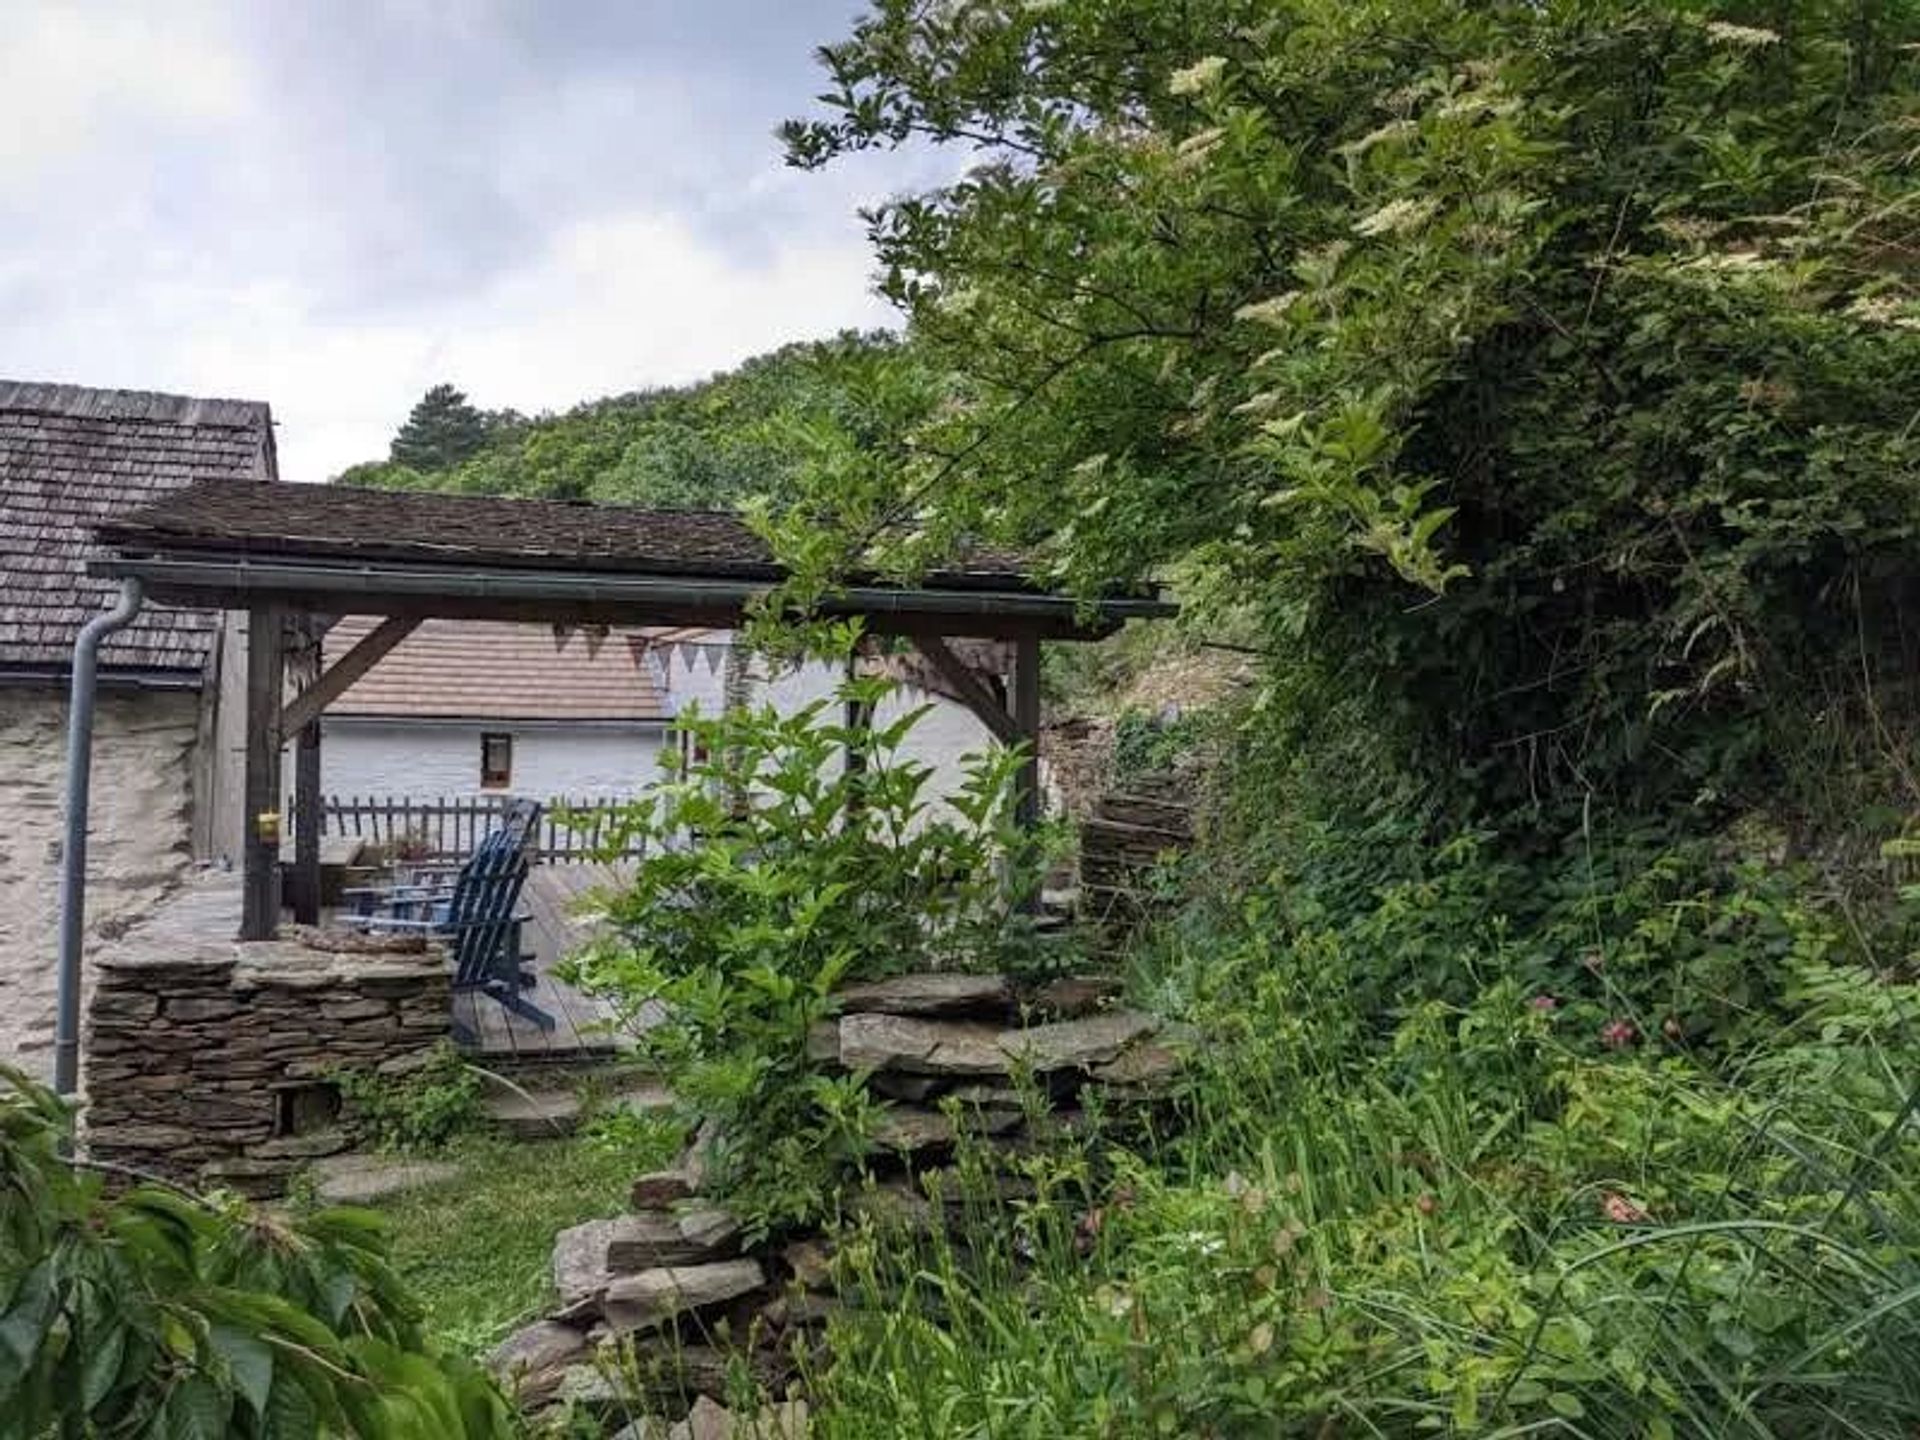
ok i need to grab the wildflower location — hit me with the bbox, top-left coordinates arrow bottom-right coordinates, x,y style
1601,1019 -> 1638,1050
1662,1016 -> 1685,1042
1168,56 -> 1227,96
1602,1192 -> 1650,1224
1529,994 -> 1558,1012
1580,950 -> 1606,975
1416,1192 -> 1438,1216
1247,1321 -> 1275,1356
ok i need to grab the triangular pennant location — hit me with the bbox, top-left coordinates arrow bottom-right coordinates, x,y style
584,624 -> 608,660
703,644 -> 724,677
551,623 -> 571,651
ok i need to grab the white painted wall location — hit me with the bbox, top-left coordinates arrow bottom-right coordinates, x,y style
316,717 -> 669,800
659,637 -> 1002,819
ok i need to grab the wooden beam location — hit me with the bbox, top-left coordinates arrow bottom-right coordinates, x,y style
914,635 -> 1020,746
240,605 -> 285,940
277,615 -> 419,735
1012,633 -> 1042,833
291,721 -> 321,925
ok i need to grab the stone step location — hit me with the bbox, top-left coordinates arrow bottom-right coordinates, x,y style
483,1088 -> 583,1140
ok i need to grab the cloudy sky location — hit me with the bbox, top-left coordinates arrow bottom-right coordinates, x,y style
0,2 -> 935,479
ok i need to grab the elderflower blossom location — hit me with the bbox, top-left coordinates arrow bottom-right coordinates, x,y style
1848,294 -> 1920,330
1168,55 -> 1227,96
1704,20 -> 1780,47
1234,292 -> 1302,327
1354,197 -> 1440,238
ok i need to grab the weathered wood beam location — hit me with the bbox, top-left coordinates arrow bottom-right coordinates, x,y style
277,615 -> 419,736
1012,633 -> 1042,833
240,605 -> 285,941
291,721 -> 322,925
914,634 -> 1020,746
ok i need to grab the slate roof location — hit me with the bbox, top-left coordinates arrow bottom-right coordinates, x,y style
0,382 -> 275,675
325,617 -> 673,722
95,480 -> 1039,590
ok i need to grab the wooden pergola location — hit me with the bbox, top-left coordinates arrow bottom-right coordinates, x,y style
90,482 -> 1173,941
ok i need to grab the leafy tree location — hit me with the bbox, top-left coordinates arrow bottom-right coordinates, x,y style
388,384 -> 492,473
781,0 -> 1920,829
0,1069 -> 511,1439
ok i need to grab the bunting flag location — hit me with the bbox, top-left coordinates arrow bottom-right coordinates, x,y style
582,623 -> 609,660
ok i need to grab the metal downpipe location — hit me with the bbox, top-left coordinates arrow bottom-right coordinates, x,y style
54,577 -> 145,1096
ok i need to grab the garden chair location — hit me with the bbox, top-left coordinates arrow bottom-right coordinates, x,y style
347,800 -> 554,1040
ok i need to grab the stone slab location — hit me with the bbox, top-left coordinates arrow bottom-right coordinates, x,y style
834,973 -> 1013,1019
484,1089 -> 583,1140
602,1258 -> 765,1334
310,1154 -> 461,1205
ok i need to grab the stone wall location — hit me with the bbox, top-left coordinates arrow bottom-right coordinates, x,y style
0,686 -> 201,1080
1079,790 -> 1195,939
492,973 -> 1183,1429
84,930 -> 450,1197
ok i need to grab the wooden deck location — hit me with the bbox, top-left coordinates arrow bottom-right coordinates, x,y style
110,863 -> 634,1066
453,862 -> 633,1064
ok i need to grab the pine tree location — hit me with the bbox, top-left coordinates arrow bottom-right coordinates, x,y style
389,383 -> 491,472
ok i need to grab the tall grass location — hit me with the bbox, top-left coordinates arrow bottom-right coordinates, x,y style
801,882 -> 1920,1436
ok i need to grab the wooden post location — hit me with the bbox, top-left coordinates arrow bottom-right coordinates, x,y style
240,605 -> 285,941
292,720 -> 321,924
844,653 -> 872,787
1011,634 -> 1044,914
1012,633 -> 1042,833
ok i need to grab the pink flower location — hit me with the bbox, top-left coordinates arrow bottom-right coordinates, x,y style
1600,1019 -> 1638,1050
1529,994 -> 1558,1012
1416,1192 -> 1438,1216
1602,1192 -> 1649,1224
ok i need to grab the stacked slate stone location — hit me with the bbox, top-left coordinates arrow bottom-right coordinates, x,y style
1078,791 -> 1195,940
84,930 -> 450,1197
493,974 -> 1182,1430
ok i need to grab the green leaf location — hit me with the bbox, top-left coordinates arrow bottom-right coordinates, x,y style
210,1323 -> 275,1416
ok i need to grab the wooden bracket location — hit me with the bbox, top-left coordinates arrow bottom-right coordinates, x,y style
914,635 -> 1020,745
277,615 -> 419,736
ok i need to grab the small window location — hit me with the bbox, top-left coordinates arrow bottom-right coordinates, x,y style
480,732 -> 513,789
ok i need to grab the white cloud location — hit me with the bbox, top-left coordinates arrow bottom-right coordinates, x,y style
0,0 -> 926,483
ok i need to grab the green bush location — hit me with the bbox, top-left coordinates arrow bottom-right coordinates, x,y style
0,1069 -> 511,1438
568,632 -> 1053,1236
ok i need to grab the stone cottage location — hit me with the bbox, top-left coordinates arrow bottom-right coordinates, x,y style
0,381 -> 275,1078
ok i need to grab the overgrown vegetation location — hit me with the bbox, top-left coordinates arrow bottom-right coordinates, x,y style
332,1043 -> 483,1155
0,1069 -> 511,1438
749,1 -> 1920,1434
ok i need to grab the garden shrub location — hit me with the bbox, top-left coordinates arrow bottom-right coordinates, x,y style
568,634 -> 1055,1235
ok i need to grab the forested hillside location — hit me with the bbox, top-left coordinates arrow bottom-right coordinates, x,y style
337,329 -> 918,511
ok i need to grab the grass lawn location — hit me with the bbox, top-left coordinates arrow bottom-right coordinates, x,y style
332,1113 -> 678,1356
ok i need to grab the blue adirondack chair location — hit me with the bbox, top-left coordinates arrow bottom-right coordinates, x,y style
349,799 -> 554,1040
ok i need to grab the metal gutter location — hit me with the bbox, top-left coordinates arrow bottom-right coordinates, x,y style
55,578 -> 146,1097
90,554 -> 1177,626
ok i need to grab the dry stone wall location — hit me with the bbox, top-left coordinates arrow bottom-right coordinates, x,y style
84,928 -> 450,1197
491,972 -> 1183,1431
0,688 -> 200,1079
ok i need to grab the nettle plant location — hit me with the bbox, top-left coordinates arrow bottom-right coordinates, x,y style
568,633 -> 1051,1234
